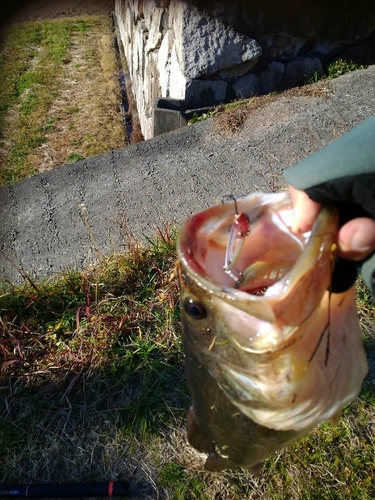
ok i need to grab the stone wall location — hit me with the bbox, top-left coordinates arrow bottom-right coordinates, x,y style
114,0 -> 375,139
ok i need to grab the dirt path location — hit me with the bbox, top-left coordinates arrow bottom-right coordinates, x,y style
1,4 -> 125,181
5,0 -> 114,24
32,18 -> 125,173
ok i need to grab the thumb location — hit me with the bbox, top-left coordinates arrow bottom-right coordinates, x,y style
337,218 -> 375,261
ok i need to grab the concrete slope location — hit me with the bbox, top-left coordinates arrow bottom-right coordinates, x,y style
1,66 -> 375,283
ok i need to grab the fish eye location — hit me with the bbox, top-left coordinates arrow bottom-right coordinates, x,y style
184,298 -> 207,320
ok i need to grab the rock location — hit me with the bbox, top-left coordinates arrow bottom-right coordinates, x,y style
260,61 -> 285,94
177,6 -> 262,79
233,73 -> 259,98
184,80 -> 227,109
219,59 -> 259,79
284,58 -> 323,88
273,34 -> 291,48
115,0 -> 261,138
115,0 -> 375,139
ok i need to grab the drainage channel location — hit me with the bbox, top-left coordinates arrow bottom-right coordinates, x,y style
119,69 -> 133,144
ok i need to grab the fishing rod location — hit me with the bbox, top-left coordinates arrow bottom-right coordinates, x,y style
0,481 -> 130,498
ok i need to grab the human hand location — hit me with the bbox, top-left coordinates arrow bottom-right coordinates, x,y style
289,185 -> 375,262
284,116 -> 375,294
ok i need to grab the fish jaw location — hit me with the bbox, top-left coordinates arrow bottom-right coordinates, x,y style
177,191 -> 368,469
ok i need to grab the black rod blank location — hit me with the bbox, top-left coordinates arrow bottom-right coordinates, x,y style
0,482 -> 130,498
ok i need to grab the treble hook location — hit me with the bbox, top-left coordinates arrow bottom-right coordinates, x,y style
221,194 -> 251,287
221,194 -> 239,215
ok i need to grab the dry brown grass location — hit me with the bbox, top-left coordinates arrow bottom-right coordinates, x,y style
213,82 -> 330,136
0,16 -> 125,183
0,231 -> 374,498
31,18 -> 125,171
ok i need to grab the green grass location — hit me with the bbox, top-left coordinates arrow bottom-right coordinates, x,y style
0,18 -> 117,184
307,58 -> 366,84
0,230 -> 189,492
0,21 -> 72,183
327,59 -> 365,79
188,111 -> 214,124
158,463 -> 206,500
66,106 -> 80,115
0,231 -> 185,435
66,152 -> 84,163
0,229 -> 374,498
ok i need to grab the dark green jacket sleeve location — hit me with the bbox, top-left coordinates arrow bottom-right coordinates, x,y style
284,115 -> 375,294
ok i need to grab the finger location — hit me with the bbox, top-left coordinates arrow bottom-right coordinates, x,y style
337,218 -> 375,261
288,185 -> 322,233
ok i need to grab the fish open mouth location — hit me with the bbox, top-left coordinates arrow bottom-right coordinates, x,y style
178,191 -> 340,347
179,192 -> 309,297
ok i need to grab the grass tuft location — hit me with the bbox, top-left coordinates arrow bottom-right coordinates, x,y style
0,229 -> 185,425
327,59 -> 365,79
212,84 -> 329,136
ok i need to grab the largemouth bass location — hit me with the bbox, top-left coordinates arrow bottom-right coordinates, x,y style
177,191 -> 368,471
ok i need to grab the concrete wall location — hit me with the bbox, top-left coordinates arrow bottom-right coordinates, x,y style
115,0 -> 375,139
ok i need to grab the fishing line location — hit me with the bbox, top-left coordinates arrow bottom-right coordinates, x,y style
307,242 -> 336,367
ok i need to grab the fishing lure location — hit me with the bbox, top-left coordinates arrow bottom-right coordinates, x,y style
222,194 -> 251,286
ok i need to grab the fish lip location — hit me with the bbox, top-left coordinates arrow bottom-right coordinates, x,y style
177,191 -> 296,304
177,192 -> 339,353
